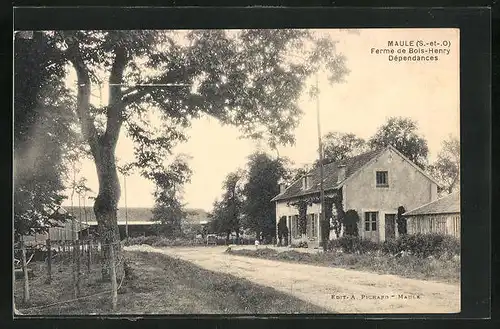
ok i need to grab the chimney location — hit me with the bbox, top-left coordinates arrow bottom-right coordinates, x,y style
302,174 -> 312,190
337,164 -> 347,184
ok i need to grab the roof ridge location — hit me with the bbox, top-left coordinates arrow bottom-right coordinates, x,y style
403,191 -> 460,216
272,147 -> 387,202
319,147 -> 385,170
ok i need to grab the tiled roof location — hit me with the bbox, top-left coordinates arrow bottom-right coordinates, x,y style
64,206 -> 154,224
403,191 -> 460,216
272,147 -> 386,202
63,206 -> 208,225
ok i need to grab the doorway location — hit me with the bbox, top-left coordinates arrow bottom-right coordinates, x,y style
385,214 -> 396,240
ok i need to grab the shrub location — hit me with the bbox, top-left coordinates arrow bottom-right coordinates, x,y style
381,233 -> 460,258
326,239 -> 341,251
337,236 -> 378,254
290,241 -> 308,248
123,236 -> 159,246
343,209 -> 360,236
123,235 -> 207,247
381,239 -> 399,255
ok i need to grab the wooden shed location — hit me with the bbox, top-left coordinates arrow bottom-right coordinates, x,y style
403,191 -> 460,238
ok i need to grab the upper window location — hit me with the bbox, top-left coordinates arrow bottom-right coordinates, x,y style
376,171 -> 389,187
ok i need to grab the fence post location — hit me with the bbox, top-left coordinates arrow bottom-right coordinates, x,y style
75,240 -> 81,297
109,243 -> 118,311
71,240 -> 77,298
62,242 -> 66,264
87,240 -> 92,272
20,239 -> 30,303
46,239 -> 52,284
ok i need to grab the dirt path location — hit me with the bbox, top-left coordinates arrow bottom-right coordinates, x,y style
125,245 -> 460,314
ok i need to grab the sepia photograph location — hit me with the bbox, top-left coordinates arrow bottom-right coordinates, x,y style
13,27 -> 461,316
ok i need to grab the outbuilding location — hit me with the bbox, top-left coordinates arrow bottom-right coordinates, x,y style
403,191 -> 460,238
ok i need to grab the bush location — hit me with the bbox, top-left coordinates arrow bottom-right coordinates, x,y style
343,209 -> 360,236
326,239 -> 342,251
290,241 -> 308,248
381,233 -> 460,258
381,239 -> 399,255
123,236 -> 160,246
337,236 -> 379,254
123,235 -> 205,247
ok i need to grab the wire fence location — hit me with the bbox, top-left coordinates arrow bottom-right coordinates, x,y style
14,239 -> 126,314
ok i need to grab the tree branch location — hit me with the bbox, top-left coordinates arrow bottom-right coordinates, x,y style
121,87 -> 152,106
104,45 -> 129,148
63,34 -> 99,157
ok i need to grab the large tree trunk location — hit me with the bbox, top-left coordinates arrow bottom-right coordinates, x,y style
65,35 -> 129,283
93,142 -> 121,281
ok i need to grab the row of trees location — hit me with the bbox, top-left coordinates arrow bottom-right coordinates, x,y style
14,31 -> 88,239
15,29 -> 457,281
208,117 -> 460,243
209,152 -> 288,243
15,29 -> 351,280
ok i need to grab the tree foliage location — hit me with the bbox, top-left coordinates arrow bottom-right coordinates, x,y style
25,29 -> 349,267
14,31 -> 85,239
368,117 -> 429,169
209,171 -> 244,242
316,132 -> 367,166
277,216 -> 289,245
151,154 -> 193,237
282,163 -> 310,187
343,209 -> 360,237
242,152 -> 288,240
396,206 -> 407,236
428,136 -> 460,195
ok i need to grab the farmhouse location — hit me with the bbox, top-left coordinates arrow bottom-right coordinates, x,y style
271,145 -> 441,246
403,191 -> 460,238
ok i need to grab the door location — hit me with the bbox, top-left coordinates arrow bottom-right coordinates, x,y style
363,212 -> 379,242
385,214 -> 396,240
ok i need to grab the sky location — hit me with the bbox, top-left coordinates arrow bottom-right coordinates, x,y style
60,28 -> 460,212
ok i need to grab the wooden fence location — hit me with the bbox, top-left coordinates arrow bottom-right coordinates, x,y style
14,237 -> 123,313
407,214 -> 461,238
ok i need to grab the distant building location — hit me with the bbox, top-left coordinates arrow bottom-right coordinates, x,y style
22,207 -> 88,245
271,145 -> 441,246
403,191 -> 460,238
65,206 -> 209,239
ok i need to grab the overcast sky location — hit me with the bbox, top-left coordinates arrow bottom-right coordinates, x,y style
60,28 -> 460,211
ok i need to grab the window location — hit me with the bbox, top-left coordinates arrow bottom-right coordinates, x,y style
293,215 -> 300,238
376,171 -> 389,187
302,175 -> 310,189
311,214 -> 317,237
365,212 -> 377,231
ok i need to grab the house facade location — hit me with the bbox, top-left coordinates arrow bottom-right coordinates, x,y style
272,145 -> 440,246
403,191 -> 460,238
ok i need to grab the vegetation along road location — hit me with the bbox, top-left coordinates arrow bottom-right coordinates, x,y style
125,245 -> 460,314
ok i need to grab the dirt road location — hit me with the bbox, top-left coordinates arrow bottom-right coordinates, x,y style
125,245 -> 460,314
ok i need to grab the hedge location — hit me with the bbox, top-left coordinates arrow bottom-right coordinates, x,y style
327,233 -> 460,258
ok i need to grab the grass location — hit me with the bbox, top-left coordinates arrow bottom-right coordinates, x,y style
14,250 -> 328,315
227,248 -> 460,284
